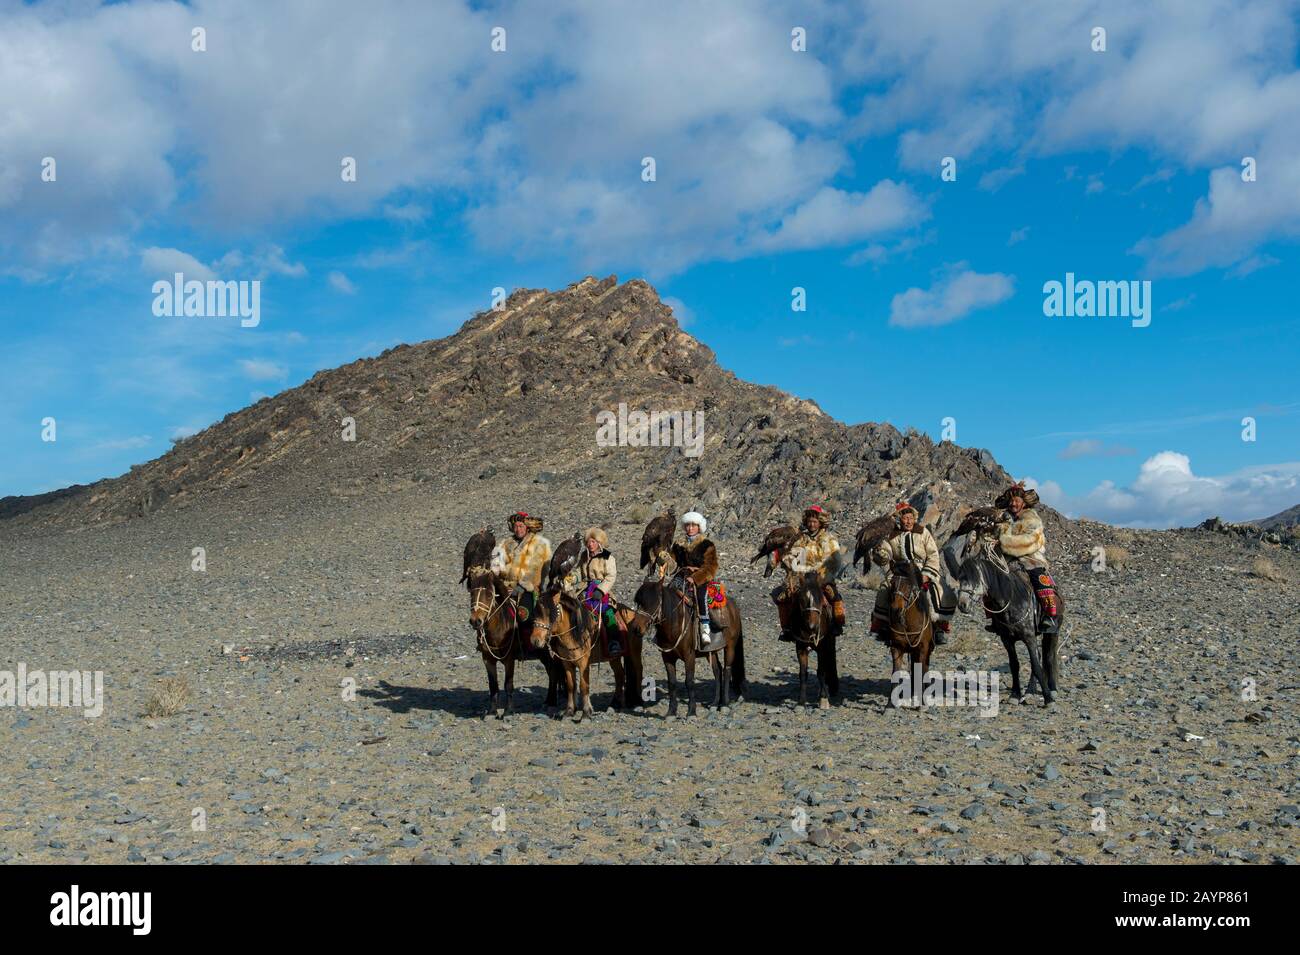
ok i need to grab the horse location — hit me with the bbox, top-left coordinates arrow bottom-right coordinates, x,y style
529,587 -> 646,721
465,567 -> 560,718
883,561 -> 935,708
953,537 -> 1060,705
786,570 -> 839,708
634,572 -> 745,718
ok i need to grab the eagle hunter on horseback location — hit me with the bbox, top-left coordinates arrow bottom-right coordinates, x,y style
756,504 -> 845,707
635,510 -> 745,716
867,502 -> 954,645
460,512 -> 560,717
952,482 -> 1064,704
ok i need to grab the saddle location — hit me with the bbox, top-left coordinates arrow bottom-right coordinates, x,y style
670,574 -> 728,652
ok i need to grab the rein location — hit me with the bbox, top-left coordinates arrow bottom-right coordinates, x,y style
537,596 -> 596,665
888,571 -> 930,649
469,571 -> 520,661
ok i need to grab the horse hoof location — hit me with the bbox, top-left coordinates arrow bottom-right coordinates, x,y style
818,698 -> 830,711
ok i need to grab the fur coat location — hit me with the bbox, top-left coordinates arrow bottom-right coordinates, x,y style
584,550 -> 617,596
671,534 -> 718,586
491,531 -> 553,592
996,507 -> 1048,566
782,527 -> 841,575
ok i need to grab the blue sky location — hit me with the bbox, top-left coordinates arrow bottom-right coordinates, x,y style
2,0 -> 1298,527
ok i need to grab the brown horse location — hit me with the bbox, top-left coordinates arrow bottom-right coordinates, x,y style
884,562 -> 934,708
529,589 -> 646,720
634,572 -> 745,718
465,568 -> 559,718
787,570 -> 839,709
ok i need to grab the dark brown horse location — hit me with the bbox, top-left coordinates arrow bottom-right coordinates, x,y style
529,589 -> 646,721
465,568 -> 559,718
787,570 -> 839,709
883,562 -> 934,708
634,572 -> 744,717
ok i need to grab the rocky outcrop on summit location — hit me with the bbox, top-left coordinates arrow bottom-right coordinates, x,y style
0,276 -> 1019,537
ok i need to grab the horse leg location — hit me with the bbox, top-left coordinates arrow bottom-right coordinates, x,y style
561,663 -> 576,719
502,655 -> 515,718
609,658 -> 625,711
1044,631 -> 1060,692
709,651 -> 723,707
544,654 -> 559,711
721,643 -> 732,709
813,644 -> 828,710
796,643 -> 810,706
484,657 -> 499,717
579,658 -> 594,720
889,643 -> 909,708
663,655 -> 678,718
824,636 -> 839,698
1002,635 -> 1023,700
1021,634 -> 1052,706
685,648 -> 697,718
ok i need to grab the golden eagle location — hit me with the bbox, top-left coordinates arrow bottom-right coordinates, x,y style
749,525 -> 800,578
852,513 -> 898,571
461,527 -> 495,584
640,510 -> 676,569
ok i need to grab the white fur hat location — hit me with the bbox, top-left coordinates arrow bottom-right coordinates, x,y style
681,511 -> 707,533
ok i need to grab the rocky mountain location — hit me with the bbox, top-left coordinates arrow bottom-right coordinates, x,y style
1252,503 -> 1300,531
1,275 -> 1025,540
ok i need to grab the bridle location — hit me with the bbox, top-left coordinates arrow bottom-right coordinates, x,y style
532,593 -> 596,665
958,548 -> 1034,630
468,570 -> 518,661
887,567 -> 930,648
641,572 -> 696,655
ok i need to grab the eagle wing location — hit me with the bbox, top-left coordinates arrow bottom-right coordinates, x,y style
749,525 -> 799,578
640,510 -> 676,568
547,534 -> 585,591
853,514 -> 897,570
953,506 -> 1003,539
461,528 -> 495,583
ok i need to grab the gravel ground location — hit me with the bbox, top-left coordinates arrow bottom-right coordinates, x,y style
2,488 -> 1297,864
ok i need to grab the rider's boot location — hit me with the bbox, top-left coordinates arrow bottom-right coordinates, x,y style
869,615 -> 889,642
933,617 -> 951,645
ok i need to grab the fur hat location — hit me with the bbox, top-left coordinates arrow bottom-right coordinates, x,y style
506,511 -> 544,533
681,511 -> 707,534
584,526 -> 608,548
801,504 -> 830,529
893,501 -> 919,523
994,483 -> 1039,509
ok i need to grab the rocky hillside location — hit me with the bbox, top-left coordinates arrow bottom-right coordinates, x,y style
0,276 -> 1025,539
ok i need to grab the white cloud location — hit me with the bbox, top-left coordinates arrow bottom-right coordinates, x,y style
1035,451 -> 1300,528
141,247 -> 215,282
238,359 -> 287,381
759,182 -> 927,252
889,265 -> 1015,328
661,296 -> 694,328
328,271 -> 357,295
1058,439 -> 1136,460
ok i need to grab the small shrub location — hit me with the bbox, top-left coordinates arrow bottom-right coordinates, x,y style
143,676 -> 191,718
1104,545 -> 1129,570
1251,557 -> 1286,583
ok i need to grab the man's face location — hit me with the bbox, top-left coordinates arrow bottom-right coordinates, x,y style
513,520 -> 528,538
807,516 -> 822,534
1009,496 -> 1025,517
900,512 -> 916,532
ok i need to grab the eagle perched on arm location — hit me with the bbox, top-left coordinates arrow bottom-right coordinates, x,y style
953,506 -> 1003,539
546,534 -> 586,592
852,513 -> 897,571
749,525 -> 799,578
461,527 -> 495,584
640,510 -> 676,569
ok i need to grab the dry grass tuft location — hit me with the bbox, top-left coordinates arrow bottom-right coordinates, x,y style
1104,545 -> 1129,570
143,676 -> 191,718
1250,557 -> 1287,583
